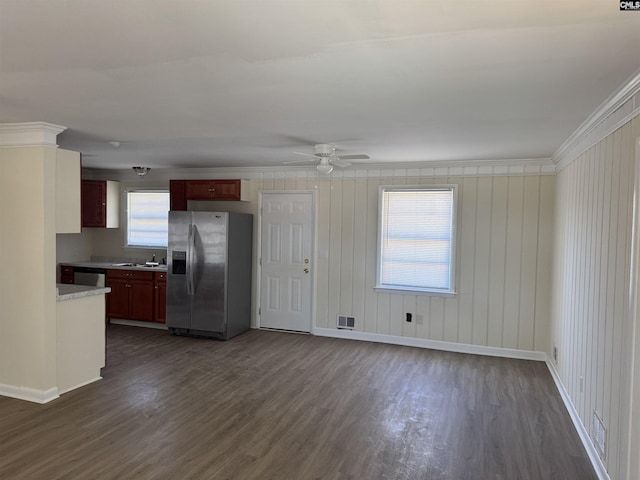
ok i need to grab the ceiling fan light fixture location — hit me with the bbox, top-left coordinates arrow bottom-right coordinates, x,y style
132,166 -> 151,177
317,162 -> 333,174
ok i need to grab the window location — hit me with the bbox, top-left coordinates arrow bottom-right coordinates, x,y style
376,185 -> 457,295
126,190 -> 170,248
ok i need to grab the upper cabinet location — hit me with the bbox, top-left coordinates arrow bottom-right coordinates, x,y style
170,179 -> 249,210
56,149 -> 81,234
81,180 -> 120,228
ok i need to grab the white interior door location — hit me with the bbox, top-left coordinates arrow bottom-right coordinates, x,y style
259,192 -> 314,332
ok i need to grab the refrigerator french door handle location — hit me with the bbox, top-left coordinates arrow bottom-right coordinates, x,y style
189,224 -> 198,295
187,224 -> 194,296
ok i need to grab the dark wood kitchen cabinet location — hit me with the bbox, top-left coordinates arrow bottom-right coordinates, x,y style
106,269 -> 154,321
60,265 -> 74,284
81,180 -> 120,228
170,179 -> 248,210
153,271 -> 167,323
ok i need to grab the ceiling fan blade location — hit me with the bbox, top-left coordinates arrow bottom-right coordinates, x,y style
332,157 -> 352,168
283,157 -> 318,164
293,151 -> 319,158
337,154 -> 369,160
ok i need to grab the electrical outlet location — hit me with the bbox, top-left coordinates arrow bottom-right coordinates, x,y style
406,312 -> 412,322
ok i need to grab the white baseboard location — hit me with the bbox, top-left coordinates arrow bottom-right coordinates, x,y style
545,359 -> 610,480
313,327 -> 547,361
109,319 -> 168,330
0,384 -> 59,404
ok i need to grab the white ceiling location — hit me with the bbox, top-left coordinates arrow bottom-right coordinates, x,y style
1,1 -> 639,170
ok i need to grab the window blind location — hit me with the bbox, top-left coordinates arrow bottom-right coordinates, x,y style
127,191 -> 170,248
379,187 -> 455,292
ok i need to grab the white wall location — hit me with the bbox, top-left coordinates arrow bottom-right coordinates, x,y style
551,116 -> 640,480
0,146 -> 58,400
88,172 -> 554,352
253,175 -> 554,350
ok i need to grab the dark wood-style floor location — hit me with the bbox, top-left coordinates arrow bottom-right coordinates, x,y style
0,325 -> 596,480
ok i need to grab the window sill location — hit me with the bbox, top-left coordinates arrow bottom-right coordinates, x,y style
374,286 -> 457,297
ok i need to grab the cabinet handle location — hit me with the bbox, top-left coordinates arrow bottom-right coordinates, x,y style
208,188 -> 216,192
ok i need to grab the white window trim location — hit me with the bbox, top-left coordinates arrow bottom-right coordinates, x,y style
375,184 -> 458,296
124,188 -> 170,249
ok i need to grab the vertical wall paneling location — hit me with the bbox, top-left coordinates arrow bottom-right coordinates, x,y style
487,176 -> 509,347
339,179 -> 355,318
472,176 -> 492,345
534,175 -> 553,351
402,295 -> 417,338
364,178 -> 380,333
417,295 -> 431,339
597,131 -> 613,432
628,130 -> 640,480
327,179 -> 343,329
551,117 -> 640,480
352,179 -> 368,331
589,138 -> 604,454
458,177 -> 478,344
255,172 -> 552,355
315,180 -> 331,329
429,296 -> 444,341
503,177 -> 525,349
389,288 -> 404,337
519,176 -> 540,351
612,121 -> 633,478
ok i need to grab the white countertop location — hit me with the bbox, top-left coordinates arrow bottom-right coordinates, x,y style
56,284 -> 111,302
61,261 -> 167,272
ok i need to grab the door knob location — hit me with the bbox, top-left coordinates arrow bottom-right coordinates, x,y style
304,268 -> 309,274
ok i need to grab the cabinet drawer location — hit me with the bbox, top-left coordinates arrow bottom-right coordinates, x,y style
107,269 -> 154,281
60,265 -> 74,284
154,271 -> 167,282
61,265 -> 74,275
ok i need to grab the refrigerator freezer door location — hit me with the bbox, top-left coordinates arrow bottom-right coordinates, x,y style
190,212 -> 227,334
167,210 -> 192,329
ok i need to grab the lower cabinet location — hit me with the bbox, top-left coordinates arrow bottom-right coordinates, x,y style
106,270 -> 155,322
153,271 -> 167,323
60,265 -> 74,284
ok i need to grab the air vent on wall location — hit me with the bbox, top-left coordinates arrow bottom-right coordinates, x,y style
337,315 -> 355,329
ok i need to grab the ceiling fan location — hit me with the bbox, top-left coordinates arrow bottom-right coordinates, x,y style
284,144 -> 370,174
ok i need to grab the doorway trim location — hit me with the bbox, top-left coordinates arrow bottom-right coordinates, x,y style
256,190 -> 317,333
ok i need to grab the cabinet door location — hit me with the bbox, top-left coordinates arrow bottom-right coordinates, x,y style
154,281 -> 167,323
185,180 -> 216,200
60,266 -> 74,284
209,180 -> 242,200
129,280 -> 155,321
170,180 -> 187,211
107,278 -> 130,318
81,180 -> 106,227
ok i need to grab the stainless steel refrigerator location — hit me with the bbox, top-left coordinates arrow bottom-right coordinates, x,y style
167,211 -> 253,340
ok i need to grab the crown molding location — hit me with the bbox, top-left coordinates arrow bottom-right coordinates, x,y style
553,67 -> 640,170
83,157 -> 556,182
0,122 -> 67,148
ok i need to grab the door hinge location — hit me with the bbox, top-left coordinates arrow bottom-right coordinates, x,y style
258,307 -> 261,316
